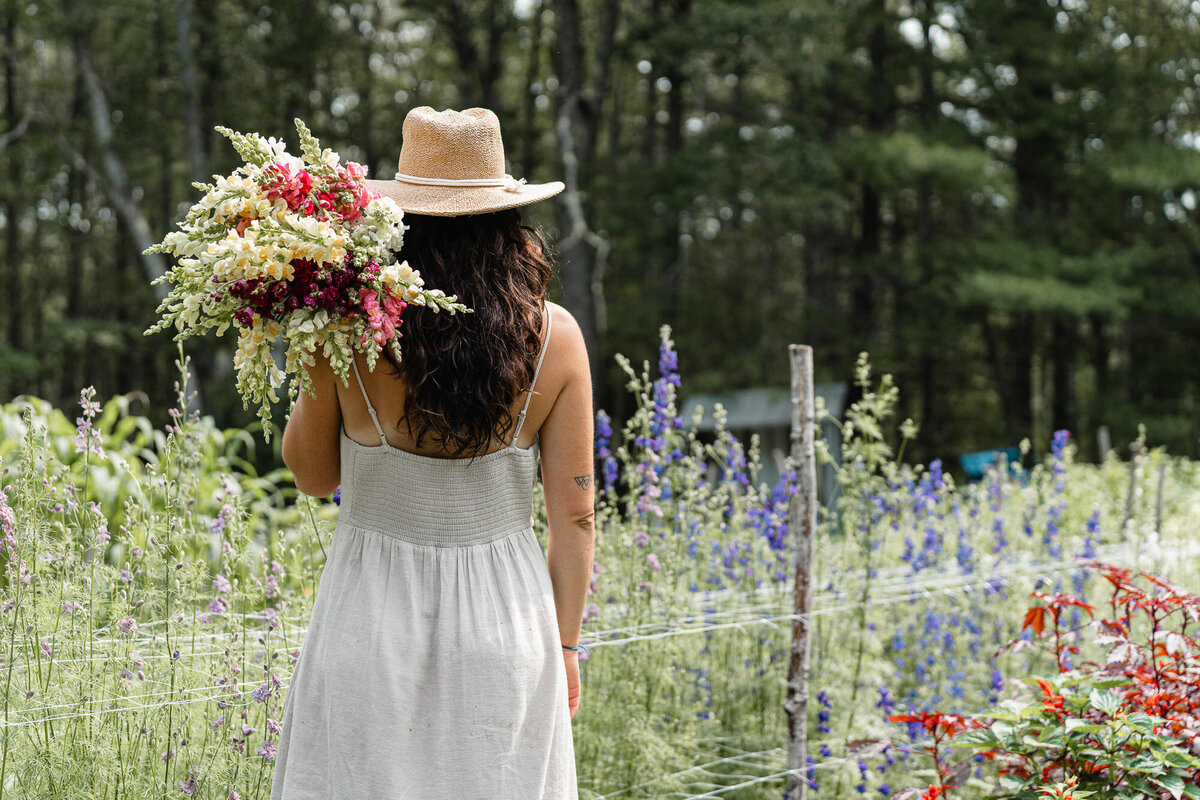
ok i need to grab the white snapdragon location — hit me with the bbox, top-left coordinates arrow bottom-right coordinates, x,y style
287,309 -> 330,337
378,260 -> 416,291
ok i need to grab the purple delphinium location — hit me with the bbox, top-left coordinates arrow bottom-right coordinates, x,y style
595,410 -> 619,493
177,765 -> 199,796
905,460 -> 948,574
876,686 -> 896,718
950,501 -> 973,574
331,487 -> 340,506
720,438 -> 751,487
659,333 -> 680,388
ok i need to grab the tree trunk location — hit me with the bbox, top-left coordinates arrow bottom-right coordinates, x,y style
196,0 -> 220,163
60,63 -> 88,402
552,0 -> 619,398
175,0 -> 206,182
521,1 -> 543,176
1087,310 -> 1110,415
350,3 -> 377,171
65,0 -> 202,409
280,0 -> 317,129
982,312 -> 1035,444
1051,315 -> 1077,439
851,0 -> 894,354
3,6 -> 22,358
69,24 -> 170,300
915,1 -> 939,453
658,0 -> 689,321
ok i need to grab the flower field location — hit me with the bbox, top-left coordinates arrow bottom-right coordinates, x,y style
0,330 -> 1197,799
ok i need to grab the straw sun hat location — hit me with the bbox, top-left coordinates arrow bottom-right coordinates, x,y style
363,106 -> 564,217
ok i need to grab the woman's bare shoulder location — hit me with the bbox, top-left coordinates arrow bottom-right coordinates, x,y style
544,301 -> 586,357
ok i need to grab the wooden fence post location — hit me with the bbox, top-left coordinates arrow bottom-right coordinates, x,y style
784,345 -> 818,800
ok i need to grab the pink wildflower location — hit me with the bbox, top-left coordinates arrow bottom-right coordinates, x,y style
73,387 -> 106,461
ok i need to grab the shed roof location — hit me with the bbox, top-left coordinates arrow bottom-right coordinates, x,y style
679,382 -> 849,432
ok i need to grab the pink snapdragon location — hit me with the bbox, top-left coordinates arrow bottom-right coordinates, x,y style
261,163 -> 315,211
358,288 -> 407,347
327,162 -> 376,222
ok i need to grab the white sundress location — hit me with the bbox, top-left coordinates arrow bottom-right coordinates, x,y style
269,312 -> 578,799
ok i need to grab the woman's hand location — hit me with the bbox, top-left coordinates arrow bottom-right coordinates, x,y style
562,649 -> 581,719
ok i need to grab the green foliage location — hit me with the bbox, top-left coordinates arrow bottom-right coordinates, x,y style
946,670 -> 1200,799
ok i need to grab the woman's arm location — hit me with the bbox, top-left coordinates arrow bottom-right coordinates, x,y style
538,309 -> 595,649
281,347 -> 343,498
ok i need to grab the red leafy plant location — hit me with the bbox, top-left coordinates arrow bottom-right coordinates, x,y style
886,560 -> 1200,799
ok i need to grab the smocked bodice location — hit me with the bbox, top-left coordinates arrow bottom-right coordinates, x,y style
336,430 -> 539,547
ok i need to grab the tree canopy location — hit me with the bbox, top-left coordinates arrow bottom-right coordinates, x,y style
2,0 -> 1198,467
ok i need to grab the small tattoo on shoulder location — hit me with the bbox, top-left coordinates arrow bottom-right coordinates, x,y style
574,473 -> 593,489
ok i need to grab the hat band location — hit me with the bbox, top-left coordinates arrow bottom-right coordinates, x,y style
394,172 -> 527,193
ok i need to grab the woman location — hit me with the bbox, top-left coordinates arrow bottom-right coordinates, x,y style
271,107 -> 594,799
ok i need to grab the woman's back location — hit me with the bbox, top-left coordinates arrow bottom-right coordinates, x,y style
333,303 -> 553,545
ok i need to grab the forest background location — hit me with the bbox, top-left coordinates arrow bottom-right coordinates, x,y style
1,0 -> 1198,471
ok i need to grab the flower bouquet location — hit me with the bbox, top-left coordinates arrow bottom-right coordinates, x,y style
143,118 -> 471,441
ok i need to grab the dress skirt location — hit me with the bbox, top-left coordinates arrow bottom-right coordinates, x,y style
268,435 -> 578,799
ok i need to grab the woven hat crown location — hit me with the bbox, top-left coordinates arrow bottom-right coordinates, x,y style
396,107 -> 507,181
364,105 -> 562,216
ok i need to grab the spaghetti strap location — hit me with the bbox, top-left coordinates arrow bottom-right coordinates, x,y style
511,307 -> 552,445
350,356 -> 388,446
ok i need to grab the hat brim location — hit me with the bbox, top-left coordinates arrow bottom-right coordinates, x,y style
363,178 -> 564,218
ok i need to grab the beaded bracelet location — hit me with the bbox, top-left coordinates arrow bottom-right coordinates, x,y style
561,643 -> 590,656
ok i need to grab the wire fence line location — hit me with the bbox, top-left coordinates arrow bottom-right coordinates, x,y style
1,535 -> 1180,729
585,740 -> 891,800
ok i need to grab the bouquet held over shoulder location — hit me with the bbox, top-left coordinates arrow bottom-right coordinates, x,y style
144,118 -> 471,441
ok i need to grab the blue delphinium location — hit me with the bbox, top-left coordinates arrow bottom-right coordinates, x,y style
989,667 -> 1004,704
1051,429 -> 1069,484
816,689 -> 832,734
1043,429 -> 1070,558
875,685 -> 896,718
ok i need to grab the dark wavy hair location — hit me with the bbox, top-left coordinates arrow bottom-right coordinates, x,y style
377,208 -> 553,458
